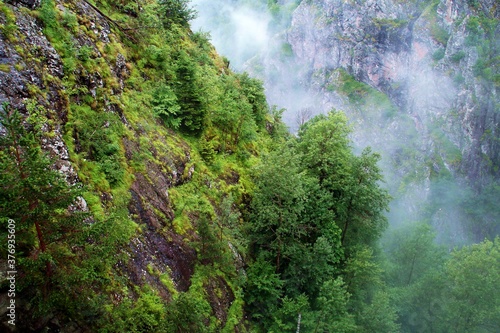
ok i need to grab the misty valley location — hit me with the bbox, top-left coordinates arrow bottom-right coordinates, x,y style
0,0 -> 498,332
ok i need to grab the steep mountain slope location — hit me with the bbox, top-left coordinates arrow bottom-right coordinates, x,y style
0,2 -> 401,331
0,0 -> 499,332
0,0 -> 275,331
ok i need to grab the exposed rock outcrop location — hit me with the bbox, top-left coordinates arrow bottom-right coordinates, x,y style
284,0 -> 498,185
0,1 -> 209,331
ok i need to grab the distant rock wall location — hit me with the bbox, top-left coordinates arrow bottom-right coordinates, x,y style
285,0 -> 499,186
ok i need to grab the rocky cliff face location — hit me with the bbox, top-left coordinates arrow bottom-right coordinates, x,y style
0,1 -> 252,331
287,0 -> 498,183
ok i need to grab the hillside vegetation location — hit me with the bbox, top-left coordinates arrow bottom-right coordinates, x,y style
0,0 -> 499,332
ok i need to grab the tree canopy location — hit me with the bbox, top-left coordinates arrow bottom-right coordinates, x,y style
245,110 -> 394,331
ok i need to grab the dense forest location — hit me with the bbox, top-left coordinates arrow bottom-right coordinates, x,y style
0,0 -> 499,332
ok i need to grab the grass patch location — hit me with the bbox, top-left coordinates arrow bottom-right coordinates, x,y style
372,18 -> 407,29
329,69 -> 397,120
0,2 -> 18,42
0,63 -> 11,72
423,0 -> 450,46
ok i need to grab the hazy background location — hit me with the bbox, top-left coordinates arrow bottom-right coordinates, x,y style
190,0 -> 319,129
190,0 -> 499,248
190,0 -> 271,69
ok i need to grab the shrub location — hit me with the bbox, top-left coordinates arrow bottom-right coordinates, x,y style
152,84 -> 182,129
432,48 -> 445,61
450,50 -> 466,62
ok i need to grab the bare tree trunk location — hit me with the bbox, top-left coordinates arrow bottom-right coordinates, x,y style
296,313 -> 302,333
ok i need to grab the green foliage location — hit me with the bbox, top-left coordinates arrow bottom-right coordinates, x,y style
443,238 -> 500,332
247,142 -> 343,307
382,223 -> 445,332
382,224 -> 500,332
109,290 -> 168,332
298,111 -> 390,250
249,146 -> 309,268
268,294 -> 309,332
158,0 -> 197,28
152,83 -> 182,129
430,24 -> 449,46
336,69 -> 373,104
0,63 -> 11,72
3,0 -> 460,330
245,255 -> 284,322
356,290 -> 400,333
395,269 -> 448,333
330,69 -> 397,120
467,0 -> 480,9
424,0 -> 450,46
385,237 -> 500,333
265,105 -> 290,140
246,140 -> 330,329
61,10 -> 78,33
0,0 -> 290,330
465,16 -> 481,45
265,0 -> 301,28
216,194 -> 244,246
0,104 -> 93,318
246,110 -> 392,331
238,73 -> 269,129
384,222 -> 446,287
212,75 -> 254,149
0,2 -> 18,43
297,111 -> 351,179
432,48 -> 445,61
450,50 -> 466,62
77,45 -> 93,62
164,291 -> 212,332
428,122 -> 463,167
204,72 -> 269,153
68,104 -> 124,188
461,182 -> 500,241
103,286 -> 212,332
196,214 -> 224,265
172,50 -> 207,135
372,18 -> 407,29
37,0 -> 77,74
343,246 -> 400,332
307,278 -> 357,333
465,14 -> 499,82
199,133 -> 218,163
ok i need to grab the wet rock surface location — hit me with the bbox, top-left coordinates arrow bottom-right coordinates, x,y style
206,276 -> 235,326
124,130 -> 196,296
0,0 -> 204,320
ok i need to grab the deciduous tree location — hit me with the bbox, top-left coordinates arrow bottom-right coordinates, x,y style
297,111 -> 390,252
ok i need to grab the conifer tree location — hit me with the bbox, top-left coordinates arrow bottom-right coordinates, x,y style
173,50 -> 206,135
0,103 -> 86,313
158,0 -> 196,28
